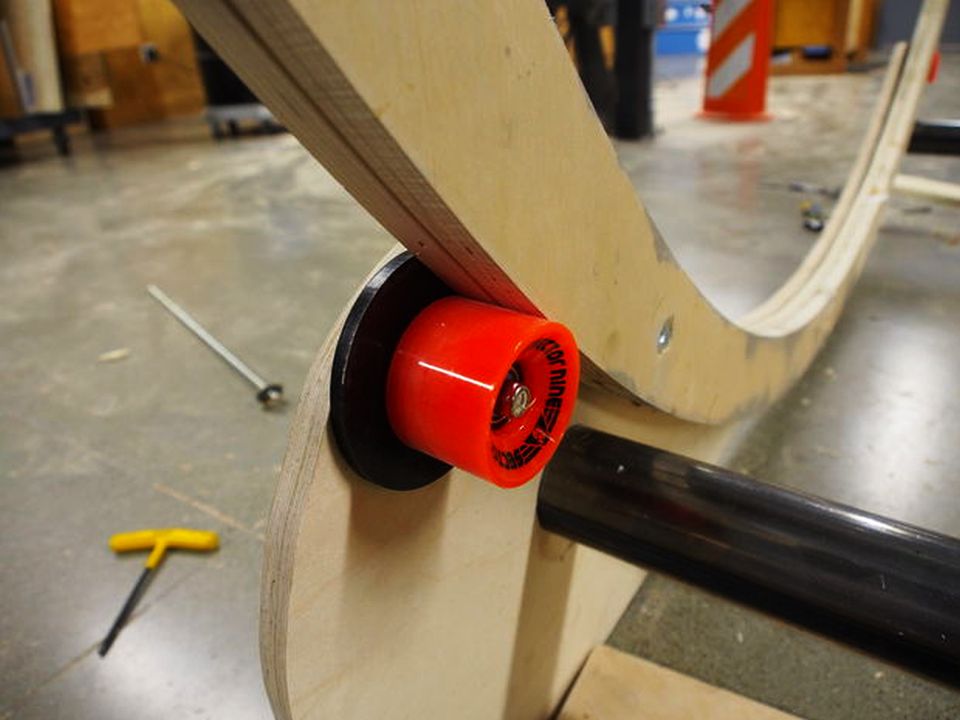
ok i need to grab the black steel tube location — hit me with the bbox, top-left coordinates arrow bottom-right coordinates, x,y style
908,119 -> 960,155
613,0 -> 656,139
538,426 -> 960,682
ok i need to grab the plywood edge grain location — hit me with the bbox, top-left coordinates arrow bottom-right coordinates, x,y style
558,646 -> 803,720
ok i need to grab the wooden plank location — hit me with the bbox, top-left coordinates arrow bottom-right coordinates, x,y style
0,31 -> 19,116
52,0 -> 141,56
741,42 -> 907,327
852,0 -> 879,63
775,0 -> 847,47
89,47 -> 164,129
558,646 -> 802,720
847,0 -> 865,52
52,0 -> 141,116
893,173 -> 960,204
88,0 -> 204,127
171,0 -> 947,425
772,0 -> 850,74
60,52 -> 113,108
135,0 -> 204,116
751,7 -> 945,335
770,48 -> 848,76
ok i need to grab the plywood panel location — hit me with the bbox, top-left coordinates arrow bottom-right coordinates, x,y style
0,40 -> 20,116
89,47 -> 162,128
52,0 -> 141,55
88,0 -> 204,126
136,0 -> 204,115
60,52 -> 112,108
559,646 -> 802,720
775,0 -> 848,47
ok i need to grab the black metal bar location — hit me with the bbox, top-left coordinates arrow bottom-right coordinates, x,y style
565,0 -> 615,129
0,110 -> 84,158
98,567 -> 154,657
538,426 -> 960,682
908,119 -> 960,155
613,0 -> 657,139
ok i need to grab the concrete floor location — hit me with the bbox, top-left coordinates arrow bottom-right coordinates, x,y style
1,52 -> 958,719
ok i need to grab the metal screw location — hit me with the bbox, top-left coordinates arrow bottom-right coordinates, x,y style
147,285 -> 284,409
657,317 -> 673,353
495,377 -> 533,424
508,383 -> 532,418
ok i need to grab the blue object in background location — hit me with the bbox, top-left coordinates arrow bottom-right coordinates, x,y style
656,0 -> 710,56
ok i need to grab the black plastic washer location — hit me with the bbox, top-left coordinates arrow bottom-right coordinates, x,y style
330,252 -> 454,490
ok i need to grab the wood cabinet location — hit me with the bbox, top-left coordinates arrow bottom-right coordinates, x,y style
772,0 -> 876,74
52,0 -> 204,126
52,0 -> 141,55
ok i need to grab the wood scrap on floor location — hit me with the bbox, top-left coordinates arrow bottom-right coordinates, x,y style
558,646 -> 802,720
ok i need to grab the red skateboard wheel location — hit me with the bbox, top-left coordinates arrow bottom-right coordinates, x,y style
386,297 -> 579,488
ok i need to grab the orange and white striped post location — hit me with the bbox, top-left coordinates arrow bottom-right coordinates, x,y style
700,0 -> 773,121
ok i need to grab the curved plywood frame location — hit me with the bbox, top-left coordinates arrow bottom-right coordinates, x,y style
174,0 -> 943,424
168,1 -> 948,718
258,246 -> 756,720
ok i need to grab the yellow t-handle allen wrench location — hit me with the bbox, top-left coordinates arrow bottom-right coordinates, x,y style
98,528 -> 219,656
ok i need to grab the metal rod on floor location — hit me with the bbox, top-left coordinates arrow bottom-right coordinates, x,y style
538,426 -> 960,683
98,568 -> 153,657
147,285 -> 283,407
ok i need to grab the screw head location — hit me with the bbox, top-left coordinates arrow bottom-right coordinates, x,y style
508,384 -> 532,418
657,317 -> 674,353
257,384 -> 285,408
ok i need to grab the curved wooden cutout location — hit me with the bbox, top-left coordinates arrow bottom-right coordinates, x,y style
259,247 -> 757,720
168,1 -> 949,718
173,0 -> 944,423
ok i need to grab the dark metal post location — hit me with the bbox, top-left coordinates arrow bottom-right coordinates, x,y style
538,426 -> 960,682
613,0 -> 657,138
908,119 -> 960,156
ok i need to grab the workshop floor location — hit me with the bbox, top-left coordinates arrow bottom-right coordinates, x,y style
2,51 -> 958,720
